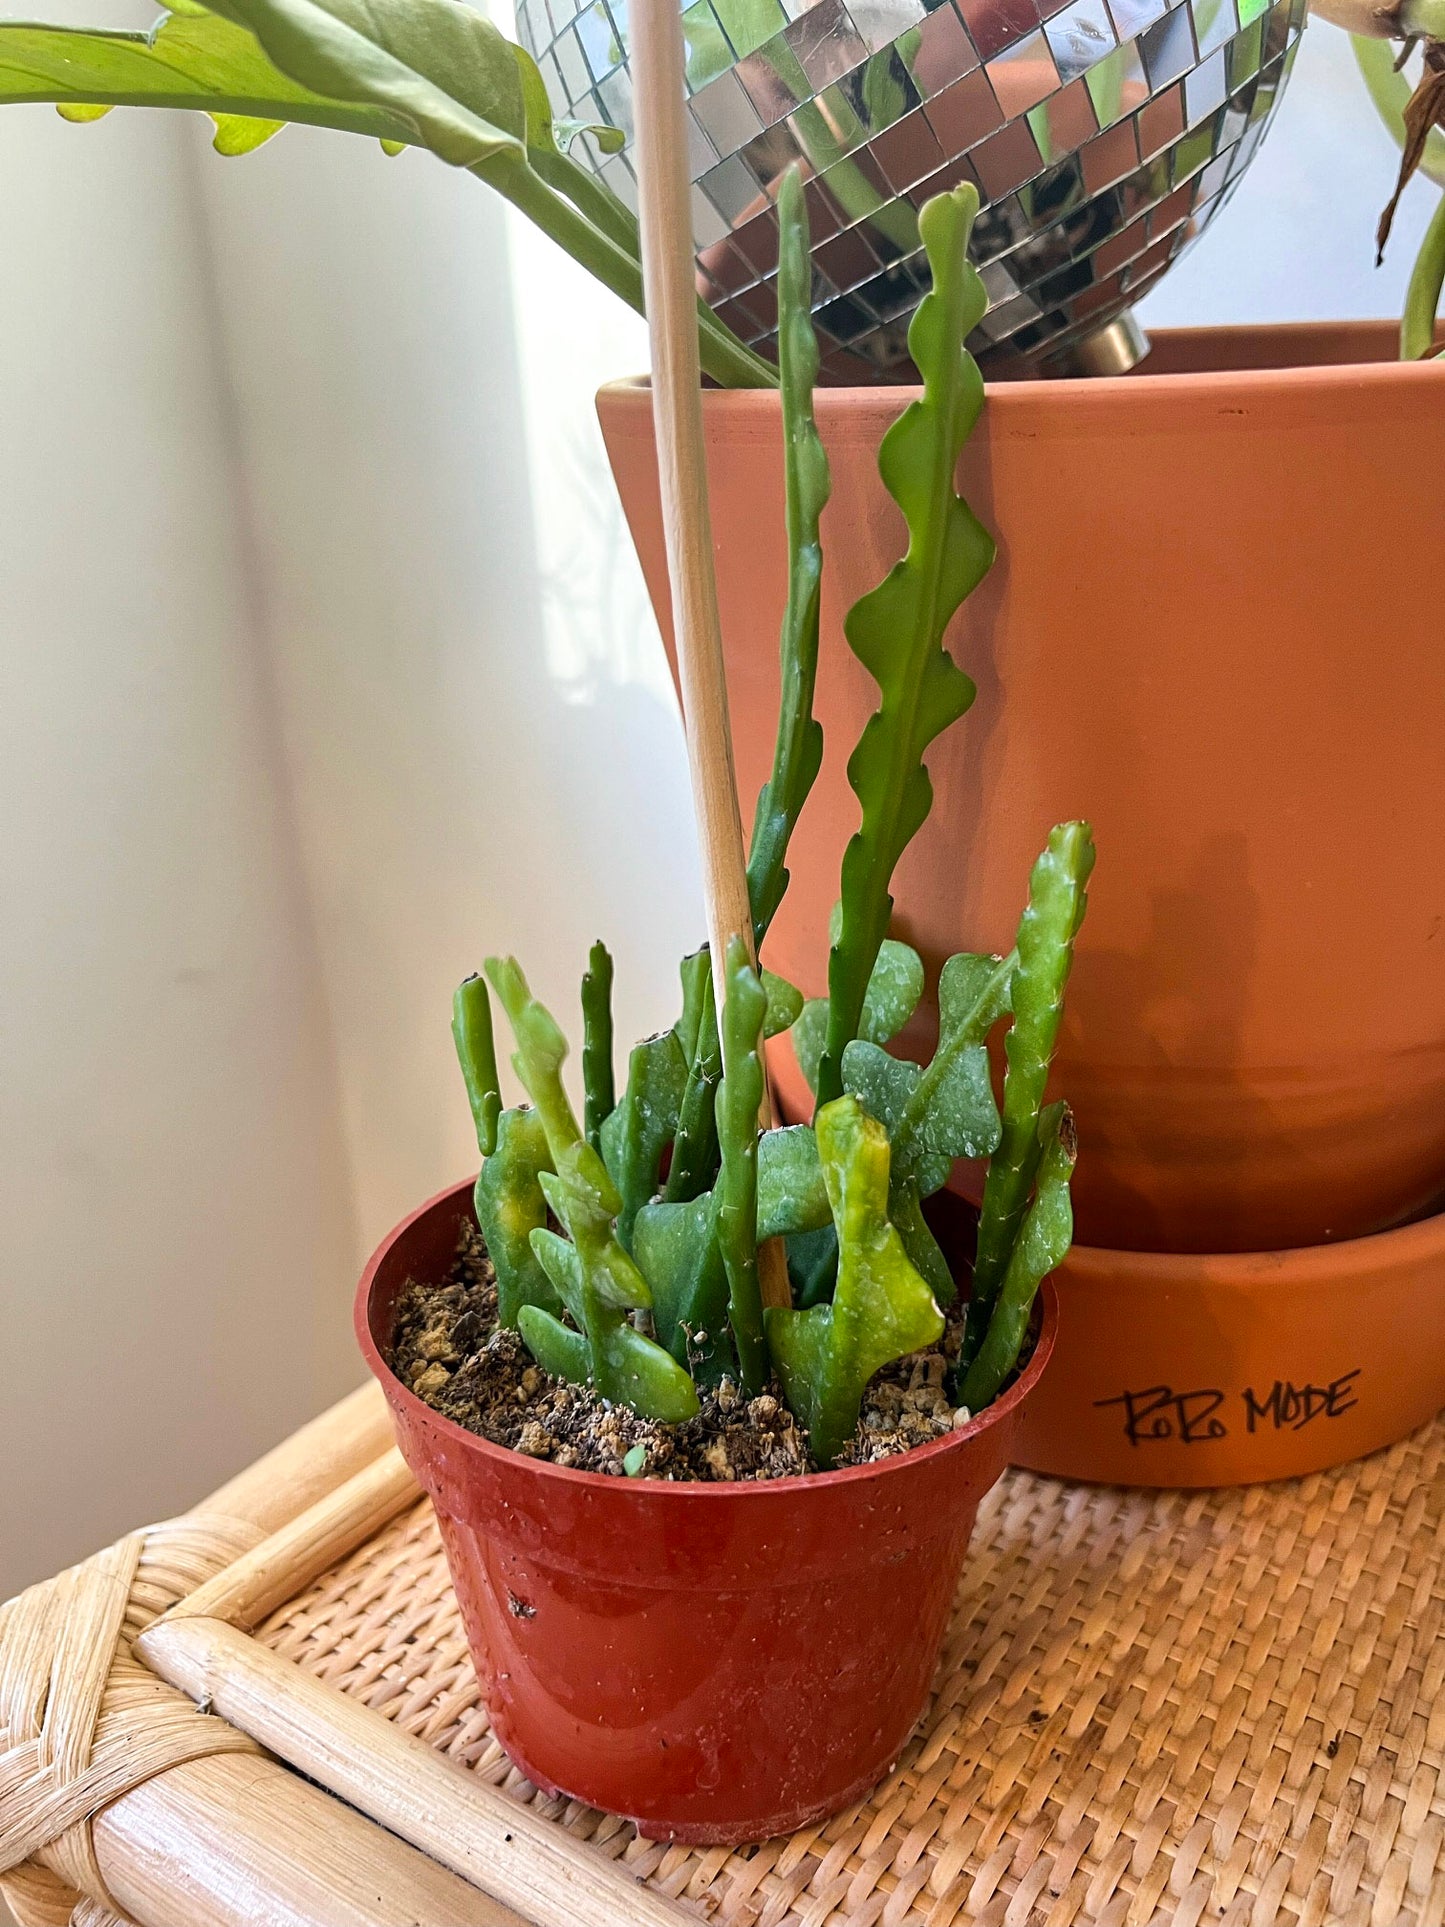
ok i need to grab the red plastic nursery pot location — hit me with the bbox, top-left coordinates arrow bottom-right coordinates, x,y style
598,322 -> 1445,1258
357,1179 -> 1058,1844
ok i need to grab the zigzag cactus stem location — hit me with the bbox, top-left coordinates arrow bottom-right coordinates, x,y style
816,184 -> 995,1107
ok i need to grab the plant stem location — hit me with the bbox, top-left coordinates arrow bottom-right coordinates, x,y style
746,166 -> 829,941
581,940 -> 615,1150
1403,188 -> 1445,358
479,151 -> 776,390
1403,0 -> 1445,35
535,144 -> 773,389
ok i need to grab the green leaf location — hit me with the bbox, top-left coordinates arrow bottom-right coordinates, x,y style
746,166 -> 830,942
715,937 -> 768,1394
199,0 -> 527,168
555,116 -> 625,154
473,1106 -> 563,1328
852,947 -> 1012,1199
0,11 -> 410,140
453,973 -> 502,1159
209,108 -> 283,150
793,936 -> 926,1095
785,1223 -> 838,1307
963,824 -> 1093,1368
816,183 -> 994,1106
593,1318 -> 702,1424
622,1443 -> 647,1476
890,1175 -> 953,1307
792,1000 -> 829,1097
765,1095 -> 944,1467
580,939 -> 615,1152
856,935 -> 925,1043
958,1104 -> 1075,1411
599,1027 -> 689,1246
675,947 -> 712,1066
0,6 -> 777,392
632,1190 -> 731,1378
487,956 -> 699,1422
637,1117 -> 831,1375
663,958 -> 722,1204
517,1303 -> 590,1386
756,1124 -> 829,1240
55,100 -> 111,121
530,1223 -> 586,1326
761,969 -> 804,1038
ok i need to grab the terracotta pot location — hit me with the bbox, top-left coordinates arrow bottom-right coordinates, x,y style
598,323 -> 1445,1255
357,1179 -> 1057,1843
1012,1203 -> 1445,1487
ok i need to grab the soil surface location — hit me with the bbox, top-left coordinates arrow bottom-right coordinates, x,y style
387,1222 -> 975,1481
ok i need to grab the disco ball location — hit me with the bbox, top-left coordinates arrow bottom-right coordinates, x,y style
515,0 -> 1305,377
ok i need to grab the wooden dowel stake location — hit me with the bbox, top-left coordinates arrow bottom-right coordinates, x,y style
631,0 -> 789,1310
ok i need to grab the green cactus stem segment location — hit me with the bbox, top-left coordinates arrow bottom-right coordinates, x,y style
473,1105 -> 562,1327
715,937 -> 770,1394
817,184 -> 995,1106
745,165 -> 830,942
581,940 -> 616,1150
452,972 -> 501,1158
766,1095 -> 944,1468
485,956 -> 699,1421
962,823 -> 1094,1371
959,1104 -> 1075,1410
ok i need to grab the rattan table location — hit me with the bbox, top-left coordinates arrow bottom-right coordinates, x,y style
4,1379 -> 1443,1927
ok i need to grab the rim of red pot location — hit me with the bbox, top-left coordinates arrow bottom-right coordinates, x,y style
598,321 -> 1445,426
356,1177 -> 1057,1499
1061,1195 -> 1445,1283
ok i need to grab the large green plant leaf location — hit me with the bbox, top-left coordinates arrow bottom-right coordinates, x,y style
842,948 -> 1011,1206
0,3 -> 777,389
199,0 -> 524,166
0,8 -> 407,140
756,1124 -> 828,1240
816,184 -> 995,1105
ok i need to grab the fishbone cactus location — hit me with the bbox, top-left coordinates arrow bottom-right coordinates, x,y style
766,1097 -> 945,1468
485,958 -> 699,1423
815,185 -> 995,1108
442,168 -> 1089,1458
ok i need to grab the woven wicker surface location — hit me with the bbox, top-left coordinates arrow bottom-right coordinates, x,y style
258,1417 -> 1445,1927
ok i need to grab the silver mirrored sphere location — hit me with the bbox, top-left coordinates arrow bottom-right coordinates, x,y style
515,0 -> 1305,376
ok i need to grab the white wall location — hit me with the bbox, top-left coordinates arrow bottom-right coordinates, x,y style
0,7 -> 1436,1603
0,102 -> 360,1595
1140,20 -> 1439,327
188,127 -> 703,1255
